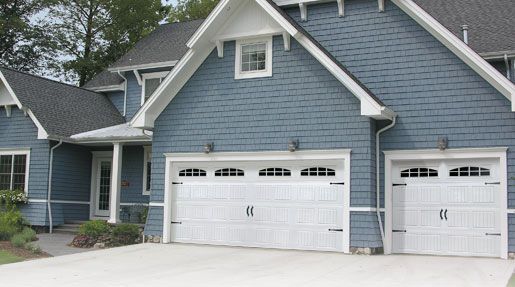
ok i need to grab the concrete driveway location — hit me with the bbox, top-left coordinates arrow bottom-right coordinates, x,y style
0,244 -> 513,287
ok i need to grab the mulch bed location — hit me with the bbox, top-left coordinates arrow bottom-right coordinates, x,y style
0,241 -> 51,260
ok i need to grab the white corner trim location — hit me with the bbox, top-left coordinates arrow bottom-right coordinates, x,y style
235,36 -> 273,80
383,147 -> 508,259
149,202 -> 165,207
392,0 -> 515,111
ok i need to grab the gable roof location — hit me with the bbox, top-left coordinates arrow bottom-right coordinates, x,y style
413,0 -> 515,58
82,70 -> 124,91
108,20 -> 204,72
0,67 -> 125,138
131,0 -> 394,129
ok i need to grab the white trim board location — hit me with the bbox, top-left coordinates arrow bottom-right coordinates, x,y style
383,147 -> 508,259
107,61 -> 178,73
131,0 -> 393,129
391,0 -> 515,111
161,149 -> 351,254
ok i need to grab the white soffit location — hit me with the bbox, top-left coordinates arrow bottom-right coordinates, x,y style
392,0 -> 515,111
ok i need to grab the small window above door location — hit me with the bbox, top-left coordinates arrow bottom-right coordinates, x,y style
449,166 -> 490,177
400,168 -> 438,178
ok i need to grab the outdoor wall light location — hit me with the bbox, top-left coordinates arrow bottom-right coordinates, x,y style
288,139 -> 298,152
437,137 -> 448,151
204,143 -> 214,154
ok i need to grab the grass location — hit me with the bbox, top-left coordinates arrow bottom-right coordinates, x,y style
0,250 -> 23,265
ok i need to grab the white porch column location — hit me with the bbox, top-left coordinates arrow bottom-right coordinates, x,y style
108,142 -> 123,224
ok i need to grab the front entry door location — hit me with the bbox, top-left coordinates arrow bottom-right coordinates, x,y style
95,159 -> 112,217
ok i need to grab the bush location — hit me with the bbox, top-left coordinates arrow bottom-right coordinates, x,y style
111,223 -> 140,246
10,234 -> 26,248
139,206 -> 149,224
20,227 -> 36,242
0,190 -> 27,210
70,234 -> 96,248
78,220 -> 110,239
0,209 -> 25,240
24,243 -> 41,254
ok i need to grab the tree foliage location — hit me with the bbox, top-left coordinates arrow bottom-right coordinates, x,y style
0,0 -> 54,73
168,0 -> 219,22
45,0 -> 168,85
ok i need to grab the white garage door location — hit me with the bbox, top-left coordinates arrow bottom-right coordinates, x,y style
170,159 -> 348,252
391,158 -> 501,257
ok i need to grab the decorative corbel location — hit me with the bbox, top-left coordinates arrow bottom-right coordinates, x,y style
337,0 -> 344,17
299,3 -> 307,21
378,0 -> 385,12
216,40 -> 224,58
4,105 -> 11,117
133,70 -> 142,86
282,32 -> 291,51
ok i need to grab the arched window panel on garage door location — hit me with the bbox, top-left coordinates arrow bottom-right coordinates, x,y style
178,168 -> 207,177
214,168 -> 244,177
449,166 -> 490,177
400,168 -> 438,178
259,168 -> 291,177
300,167 -> 336,176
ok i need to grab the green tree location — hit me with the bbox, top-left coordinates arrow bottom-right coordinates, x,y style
46,0 -> 168,86
0,0 -> 54,73
168,0 -> 219,22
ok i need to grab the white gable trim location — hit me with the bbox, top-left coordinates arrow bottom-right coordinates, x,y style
392,0 -> 515,111
132,0 -> 392,128
0,71 -> 49,139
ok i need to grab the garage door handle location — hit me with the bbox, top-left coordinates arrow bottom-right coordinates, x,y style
444,209 -> 448,221
171,221 -> 182,225
440,209 -> 443,220
392,230 -> 407,233
246,206 -> 250,217
328,228 -> 343,232
250,206 -> 254,217
485,233 -> 501,236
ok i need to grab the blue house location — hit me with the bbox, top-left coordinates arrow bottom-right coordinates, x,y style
1,0 -> 515,259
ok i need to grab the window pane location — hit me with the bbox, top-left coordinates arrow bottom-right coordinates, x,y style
0,155 -> 12,174
240,42 -> 267,73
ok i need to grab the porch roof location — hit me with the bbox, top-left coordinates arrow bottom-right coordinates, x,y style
70,123 -> 152,143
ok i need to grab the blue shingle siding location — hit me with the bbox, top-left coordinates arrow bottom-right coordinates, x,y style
124,72 -> 142,121
105,91 -> 125,116
121,146 -> 149,204
144,206 -> 163,236
59,203 -> 90,221
510,214 -> 515,252
147,35 -> 376,234
51,143 -> 91,202
350,211 -> 383,248
20,203 -> 48,226
287,0 -> 515,249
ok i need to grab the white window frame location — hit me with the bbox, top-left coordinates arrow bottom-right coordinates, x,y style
235,36 -> 273,79
142,146 -> 152,195
0,148 -> 30,194
141,72 -> 169,106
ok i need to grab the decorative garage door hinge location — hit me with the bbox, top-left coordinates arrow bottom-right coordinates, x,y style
171,221 -> 182,225
392,230 -> 407,233
172,182 -> 183,185
485,182 -> 501,185
328,228 -> 344,232
393,183 -> 407,187
330,182 -> 345,185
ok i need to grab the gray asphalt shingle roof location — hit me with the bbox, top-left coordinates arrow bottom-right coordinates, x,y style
414,0 -> 515,55
1,67 -> 125,138
84,19 -> 204,89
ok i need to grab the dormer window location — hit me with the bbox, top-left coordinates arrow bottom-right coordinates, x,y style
235,37 -> 273,79
141,71 -> 169,105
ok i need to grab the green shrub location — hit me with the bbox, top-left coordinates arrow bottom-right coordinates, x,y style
0,190 -> 27,210
20,227 -> 36,242
10,234 -> 26,247
111,223 -> 140,246
0,209 -> 24,240
139,206 -> 149,224
78,220 -> 110,239
24,243 -> 41,254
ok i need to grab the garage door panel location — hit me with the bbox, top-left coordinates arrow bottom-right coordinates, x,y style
392,158 -> 501,258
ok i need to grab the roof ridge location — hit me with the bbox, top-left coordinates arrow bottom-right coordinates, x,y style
0,66 -> 103,96
163,18 -> 206,26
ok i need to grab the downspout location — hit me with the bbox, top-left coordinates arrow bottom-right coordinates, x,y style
504,54 -> 511,80
376,116 -> 397,247
47,139 -> 63,233
117,70 -> 128,117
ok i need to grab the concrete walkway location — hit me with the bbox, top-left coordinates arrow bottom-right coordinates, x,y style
0,243 -> 513,287
36,233 -> 93,256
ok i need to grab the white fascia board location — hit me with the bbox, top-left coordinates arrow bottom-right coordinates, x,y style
89,84 -> 125,92
392,0 -> 515,112
107,61 -> 178,73
274,0 -> 335,6
0,71 -> 49,139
